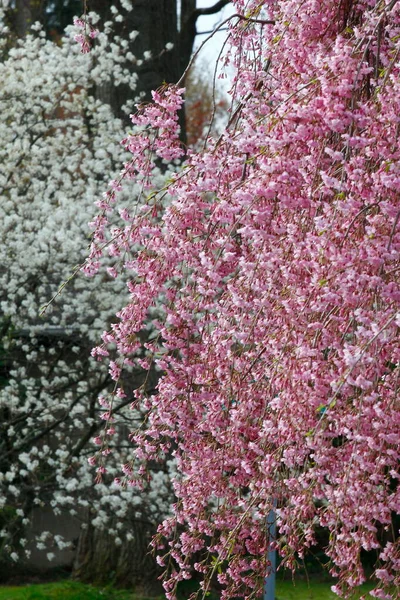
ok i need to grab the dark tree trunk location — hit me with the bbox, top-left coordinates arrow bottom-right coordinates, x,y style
73,511 -> 162,595
93,0 -> 195,145
6,0 -> 46,38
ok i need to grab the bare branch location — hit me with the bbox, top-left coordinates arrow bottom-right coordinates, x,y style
193,0 -> 232,18
177,13 -> 274,86
197,27 -> 229,35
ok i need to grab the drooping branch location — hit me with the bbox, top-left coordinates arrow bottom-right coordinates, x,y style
85,2 -> 400,598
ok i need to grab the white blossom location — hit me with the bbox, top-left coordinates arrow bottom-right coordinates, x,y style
0,16 -> 174,561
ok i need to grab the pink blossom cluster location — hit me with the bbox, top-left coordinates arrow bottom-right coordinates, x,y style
73,16 -> 98,54
87,1 -> 400,598
84,85 -> 184,278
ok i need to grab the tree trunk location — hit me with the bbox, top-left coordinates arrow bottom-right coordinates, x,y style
92,0 -> 201,145
6,0 -> 46,38
73,511 -> 162,595
92,1 -> 177,106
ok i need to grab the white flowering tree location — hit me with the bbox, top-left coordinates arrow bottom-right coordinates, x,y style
0,10 -> 175,591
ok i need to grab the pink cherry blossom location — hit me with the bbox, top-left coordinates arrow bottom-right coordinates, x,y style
87,1 -> 400,598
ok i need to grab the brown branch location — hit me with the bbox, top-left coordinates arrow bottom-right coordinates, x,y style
193,0 -> 232,18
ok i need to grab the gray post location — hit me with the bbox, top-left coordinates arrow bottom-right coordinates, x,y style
264,501 -> 277,600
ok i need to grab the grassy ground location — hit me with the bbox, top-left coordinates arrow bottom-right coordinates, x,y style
0,581 -> 136,600
276,580 -> 374,599
0,580 -> 378,600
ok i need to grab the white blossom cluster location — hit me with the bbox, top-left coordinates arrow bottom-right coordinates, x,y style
0,15 -> 174,566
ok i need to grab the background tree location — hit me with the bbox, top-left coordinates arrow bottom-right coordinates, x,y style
4,0 -> 232,142
85,0 -> 400,598
0,13 -> 176,592
0,1 -> 234,591
77,1 -> 232,118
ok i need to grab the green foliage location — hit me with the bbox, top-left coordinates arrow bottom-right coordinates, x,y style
0,506 -> 24,570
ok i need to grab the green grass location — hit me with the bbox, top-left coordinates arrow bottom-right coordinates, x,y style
0,581 -> 141,600
0,580 -> 378,600
276,580 -> 374,599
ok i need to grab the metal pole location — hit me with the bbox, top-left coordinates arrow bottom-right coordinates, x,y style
264,500 -> 277,600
